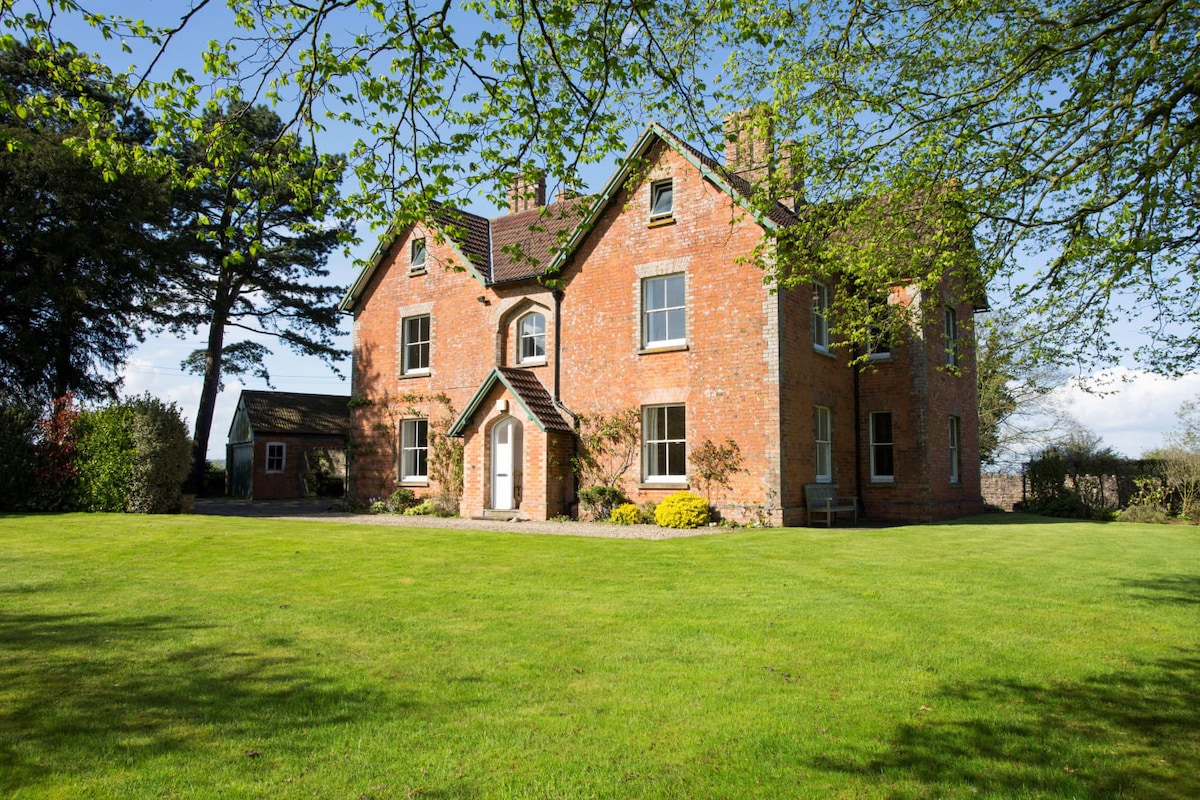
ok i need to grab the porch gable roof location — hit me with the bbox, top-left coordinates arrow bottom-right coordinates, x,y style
447,367 -> 574,436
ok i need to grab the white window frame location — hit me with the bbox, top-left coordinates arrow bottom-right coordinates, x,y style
870,412 -> 894,483
949,416 -> 961,485
642,273 -> 686,348
401,419 -> 429,482
517,311 -> 546,364
944,306 -> 958,367
649,179 -> 674,221
643,404 -> 687,483
812,282 -> 830,351
265,442 -> 286,473
402,314 -> 431,375
410,237 -> 427,271
814,406 -> 832,483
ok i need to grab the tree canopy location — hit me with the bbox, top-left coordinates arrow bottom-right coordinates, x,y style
0,43 -> 170,402
2,0 -> 1197,374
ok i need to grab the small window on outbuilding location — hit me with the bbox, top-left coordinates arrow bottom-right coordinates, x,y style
266,442 -> 286,473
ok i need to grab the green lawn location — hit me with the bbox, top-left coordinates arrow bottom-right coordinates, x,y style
0,514 -> 1196,799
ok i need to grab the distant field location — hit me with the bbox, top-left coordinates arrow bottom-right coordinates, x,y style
1,513 -> 1196,799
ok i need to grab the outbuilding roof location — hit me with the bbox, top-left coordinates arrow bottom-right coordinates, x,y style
237,390 -> 351,436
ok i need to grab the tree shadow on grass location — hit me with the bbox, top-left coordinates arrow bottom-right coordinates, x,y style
811,650 -> 1200,799
0,609 -> 418,794
1118,574 -> 1200,606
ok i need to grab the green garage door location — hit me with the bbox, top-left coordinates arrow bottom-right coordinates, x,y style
230,443 -> 253,498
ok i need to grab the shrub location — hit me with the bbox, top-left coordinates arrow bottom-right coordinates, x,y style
369,500 -> 389,514
637,501 -> 658,524
1117,504 -> 1170,524
610,503 -> 642,525
403,498 -> 438,515
73,404 -> 136,512
126,395 -> 192,514
578,485 -> 629,521
388,487 -> 419,512
30,394 -> 80,511
654,490 -> 710,529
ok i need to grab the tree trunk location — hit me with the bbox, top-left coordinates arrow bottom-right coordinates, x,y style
187,308 -> 229,495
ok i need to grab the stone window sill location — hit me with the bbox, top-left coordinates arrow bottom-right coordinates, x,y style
638,481 -> 690,490
647,216 -> 676,228
638,343 -> 688,355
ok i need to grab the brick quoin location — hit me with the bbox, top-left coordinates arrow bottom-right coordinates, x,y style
342,125 -> 985,524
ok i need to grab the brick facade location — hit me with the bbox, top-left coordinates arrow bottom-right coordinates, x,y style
341,123 -> 986,523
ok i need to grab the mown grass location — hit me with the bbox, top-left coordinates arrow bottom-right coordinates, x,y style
0,513 -> 1196,799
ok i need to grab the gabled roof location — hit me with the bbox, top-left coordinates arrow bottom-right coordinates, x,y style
540,122 -> 801,278
447,367 -> 573,437
236,390 -> 351,436
340,203 -> 491,312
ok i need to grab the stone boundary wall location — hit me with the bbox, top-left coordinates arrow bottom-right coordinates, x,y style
981,472 -> 1024,511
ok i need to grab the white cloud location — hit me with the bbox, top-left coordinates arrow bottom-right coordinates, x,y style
1050,368 -> 1200,457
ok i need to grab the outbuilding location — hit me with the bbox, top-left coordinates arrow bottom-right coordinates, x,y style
226,390 -> 351,500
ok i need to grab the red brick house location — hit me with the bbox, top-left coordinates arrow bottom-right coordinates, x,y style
226,390 -> 350,500
339,121 -> 986,524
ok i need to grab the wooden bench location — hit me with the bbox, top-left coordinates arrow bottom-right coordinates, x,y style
805,483 -> 858,527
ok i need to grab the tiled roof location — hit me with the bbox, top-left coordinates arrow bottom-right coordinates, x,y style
429,202 -> 491,272
240,390 -> 351,436
495,367 -> 574,433
448,368 -> 574,436
489,197 -> 591,283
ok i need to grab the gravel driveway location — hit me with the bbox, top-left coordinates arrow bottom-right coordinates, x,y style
193,498 -> 731,540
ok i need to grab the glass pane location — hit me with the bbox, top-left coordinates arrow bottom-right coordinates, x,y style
416,421 -> 428,448
646,278 -> 664,310
666,405 -> 685,439
667,442 -> 686,475
666,308 -> 684,341
647,311 -> 666,344
816,443 -> 830,477
875,445 -> 894,476
665,274 -> 684,307
652,182 -> 673,216
873,413 -> 892,444
650,442 -> 667,475
416,449 -> 427,476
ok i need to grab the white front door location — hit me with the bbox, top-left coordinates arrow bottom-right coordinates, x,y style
491,417 -> 522,510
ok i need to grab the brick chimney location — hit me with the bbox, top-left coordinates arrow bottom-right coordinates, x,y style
724,107 -> 774,188
778,138 -> 805,211
507,169 -> 546,214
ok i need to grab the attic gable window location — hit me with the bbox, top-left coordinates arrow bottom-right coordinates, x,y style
649,179 -> 674,221
410,238 -> 427,273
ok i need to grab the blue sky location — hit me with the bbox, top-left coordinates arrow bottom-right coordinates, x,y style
41,2 -> 1200,462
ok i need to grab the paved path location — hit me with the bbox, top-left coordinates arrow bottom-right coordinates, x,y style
192,497 -> 725,539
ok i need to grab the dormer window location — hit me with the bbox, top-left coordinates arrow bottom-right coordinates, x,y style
518,312 -> 546,364
410,238 -> 427,272
650,179 -> 674,221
